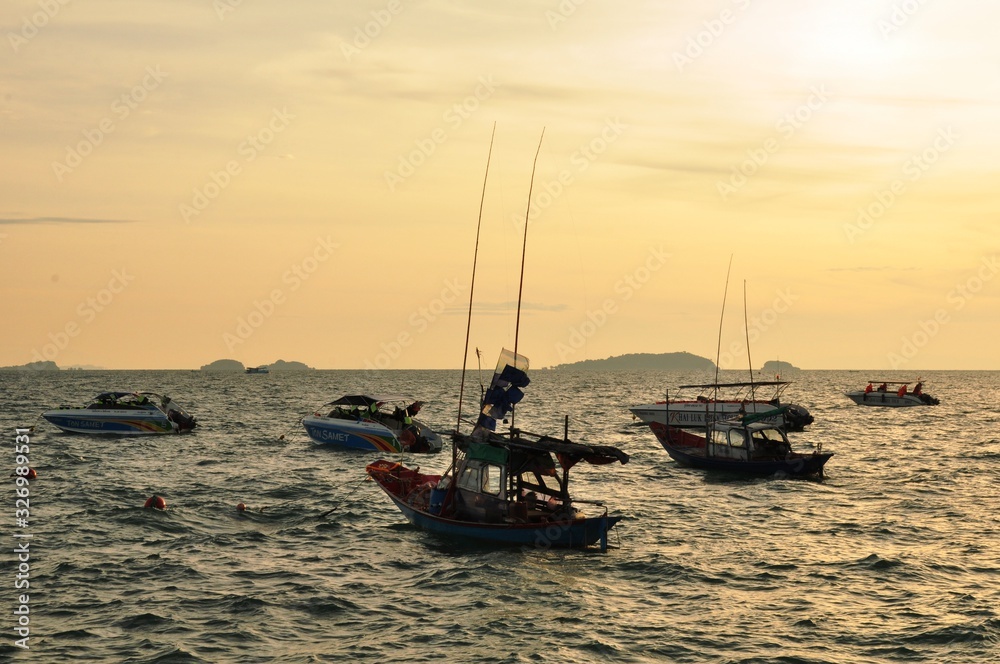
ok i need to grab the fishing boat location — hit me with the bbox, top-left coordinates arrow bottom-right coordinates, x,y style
367,350 -> 629,550
649,408 -> 832,478
629,381 -> 814,431
366,128 -> 629,550
846,381 -> 939,407
245,365 -> 269,374
42,392 -> 197,435
302,395 -> 443,453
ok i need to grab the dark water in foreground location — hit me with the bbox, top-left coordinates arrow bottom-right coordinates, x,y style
1,369 -> 998,663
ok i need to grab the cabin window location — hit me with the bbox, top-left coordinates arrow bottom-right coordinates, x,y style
483,464 -> 502,495
728,430 -> 747,448
457,463 -> 482,492
752,428 -> 784,444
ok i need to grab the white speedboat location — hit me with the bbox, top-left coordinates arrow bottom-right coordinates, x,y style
302,395 -> 443,453
629,381 -> 814,431
43,392 -> 197,435
846,381 -> 939,407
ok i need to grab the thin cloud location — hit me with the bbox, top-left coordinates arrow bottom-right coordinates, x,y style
0,217 -> 138,225
826,266 -> 918,273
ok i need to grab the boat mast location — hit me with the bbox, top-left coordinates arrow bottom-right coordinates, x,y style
513,128 -> 545,363
712,255 -> 734,422
743,280 -> 756,405
456,122 -> 496,439
511,128 -> 545,430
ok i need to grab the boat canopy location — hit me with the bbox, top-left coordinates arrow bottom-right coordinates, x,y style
323,394 -> 416,408
678,381 -> 789,389
94,391 -> 139,400
465,434 -> 629,469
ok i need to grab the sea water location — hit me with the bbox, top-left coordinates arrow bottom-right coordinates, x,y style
1,369 -> 997,663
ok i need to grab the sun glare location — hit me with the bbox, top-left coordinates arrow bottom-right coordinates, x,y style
791,8 -> 908,78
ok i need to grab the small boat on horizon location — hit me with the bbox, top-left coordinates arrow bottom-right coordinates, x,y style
648,408 -> 832,478
846,381 -> 939,407
302,395 -> 443,453
42,392 -> 197,435
245,366 -> 269,374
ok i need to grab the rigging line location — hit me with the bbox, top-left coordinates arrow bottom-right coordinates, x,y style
319,474 -> 371,519
456,122 -> 496,435
513,128 -> 545,363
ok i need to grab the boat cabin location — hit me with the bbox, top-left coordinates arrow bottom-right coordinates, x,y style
706,421 -> 792,462
451,441 -> 575,524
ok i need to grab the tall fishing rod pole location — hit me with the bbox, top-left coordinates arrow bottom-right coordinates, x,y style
713,255 -> 734,386
456,122 -> 496,442
513,128 -> 545,360
512,128 -> 545,430
743,280 -> 756,406
712,255 -> 734,421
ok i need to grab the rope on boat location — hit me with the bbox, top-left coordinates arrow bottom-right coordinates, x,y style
319,475 -> 371,519
20,413 -> 44,433
277,414 -> 309,441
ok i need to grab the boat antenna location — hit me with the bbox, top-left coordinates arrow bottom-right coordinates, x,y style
456,122 -> 496,436
743,280 -> 756,402
514,128 -> 545,362
476,347 -> 484,399
713,254 -> 734,401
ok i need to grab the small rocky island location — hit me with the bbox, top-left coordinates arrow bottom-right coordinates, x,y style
200,359 -> 246,372
548,352 -> 715,371
199,359 -> 315,371
268,360 -> 313,371
761,360 -> 800,375
0,360 -> 61,371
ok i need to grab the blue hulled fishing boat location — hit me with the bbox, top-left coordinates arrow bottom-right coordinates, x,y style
367,350 -> 629,550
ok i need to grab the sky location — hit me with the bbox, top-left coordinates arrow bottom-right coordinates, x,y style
2,0 -> 998,371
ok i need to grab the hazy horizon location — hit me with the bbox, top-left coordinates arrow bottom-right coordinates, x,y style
6,356 -> 996,373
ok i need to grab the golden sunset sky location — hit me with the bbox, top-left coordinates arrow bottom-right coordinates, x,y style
2,1 -> 998,370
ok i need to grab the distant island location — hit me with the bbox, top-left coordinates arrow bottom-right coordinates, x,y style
200,359 -> 245,372
269,359 -> 314,371
761,360 -> 800,375
199,359 -> 314,372
0,360 -> 60,371
548,352 -> 715,371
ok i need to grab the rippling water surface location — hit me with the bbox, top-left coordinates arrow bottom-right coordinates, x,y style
1,369 -> 997,663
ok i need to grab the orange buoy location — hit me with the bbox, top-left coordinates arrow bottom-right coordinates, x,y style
236,502 -> 247,512
144,495 -> 167,510
26,468 -> 37,479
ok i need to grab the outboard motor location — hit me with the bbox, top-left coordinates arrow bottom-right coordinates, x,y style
401,424 -> 430,452
167,409 -> 197,432
783,404 -> 814,432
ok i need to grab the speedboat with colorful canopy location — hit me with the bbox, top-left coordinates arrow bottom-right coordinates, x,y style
42,392 -> 197,435
629,381 -> 814,431
302,395 -> 443,453
649,407 -> 832,478
846,381 -> 940,407
367,350 -> 630,550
